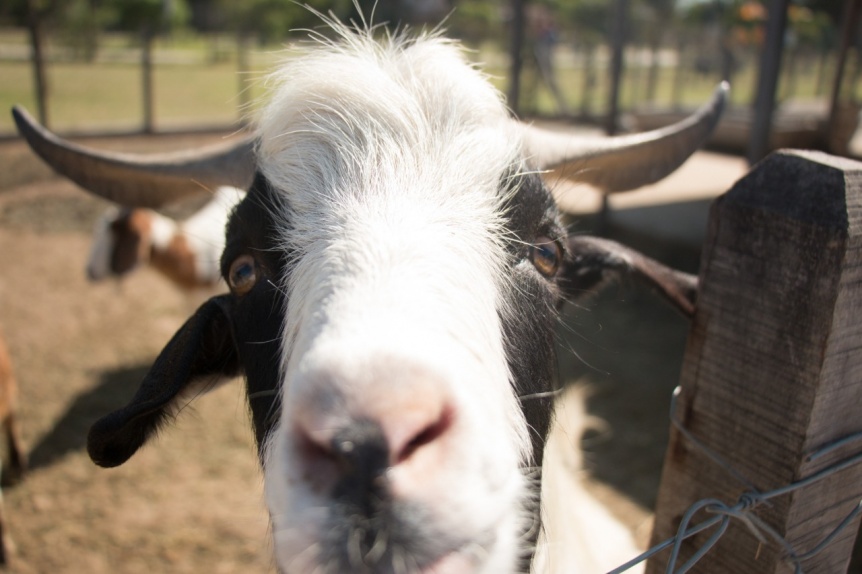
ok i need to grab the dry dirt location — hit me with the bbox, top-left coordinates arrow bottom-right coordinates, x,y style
1,133 -> 850,573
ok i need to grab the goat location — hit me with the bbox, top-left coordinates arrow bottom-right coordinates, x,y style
14,24 -> 725,574
86,186 -> 244,290
0,329 -> 27,565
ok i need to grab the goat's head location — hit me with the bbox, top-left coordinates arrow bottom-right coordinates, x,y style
86,206 -> 172,280
14,28 -> 723,574
86,187 -> 243,289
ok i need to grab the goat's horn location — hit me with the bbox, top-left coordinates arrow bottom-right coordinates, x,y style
521,82 -> 728,193
12,105 -> 256,209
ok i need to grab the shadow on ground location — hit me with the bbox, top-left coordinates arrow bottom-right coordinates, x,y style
27,363 -> 151,472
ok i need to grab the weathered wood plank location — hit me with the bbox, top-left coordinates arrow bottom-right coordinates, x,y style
647,150 -> 862,573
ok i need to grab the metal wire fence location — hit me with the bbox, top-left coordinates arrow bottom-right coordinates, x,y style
607,387 -> 862,574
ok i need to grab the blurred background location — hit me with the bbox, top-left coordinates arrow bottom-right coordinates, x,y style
0,0 -> 857,163
1,2 -> 861,572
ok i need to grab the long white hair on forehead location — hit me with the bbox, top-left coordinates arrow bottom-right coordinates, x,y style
256,21 -> 522,214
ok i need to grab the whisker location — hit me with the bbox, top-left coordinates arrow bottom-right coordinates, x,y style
518,388 -> 564,402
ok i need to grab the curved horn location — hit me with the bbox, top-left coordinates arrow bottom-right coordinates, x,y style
12,105 -> 257,209
521,82 -> 728,193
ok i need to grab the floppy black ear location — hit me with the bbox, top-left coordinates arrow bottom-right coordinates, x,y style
559,235 -> 698,318
88,295 -> 240,467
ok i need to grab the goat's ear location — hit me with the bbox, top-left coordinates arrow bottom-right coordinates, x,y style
559,236 -> 698,318
87,295 -> 240,467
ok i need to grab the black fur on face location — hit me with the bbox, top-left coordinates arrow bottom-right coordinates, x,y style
219,173 -> 289,454
499,169 -> 567,468
496,169 -> 567,566
86,174 -> 291,468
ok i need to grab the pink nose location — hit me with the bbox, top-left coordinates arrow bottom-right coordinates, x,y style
290,362 -> 455,493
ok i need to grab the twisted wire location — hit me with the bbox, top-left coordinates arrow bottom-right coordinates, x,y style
606,387 -> 862,574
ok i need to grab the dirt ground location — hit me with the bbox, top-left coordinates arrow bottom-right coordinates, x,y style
0,132 -> 851,573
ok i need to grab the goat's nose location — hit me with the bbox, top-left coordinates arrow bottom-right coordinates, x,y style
327,420 -> 390,503
292,368 -> 454,495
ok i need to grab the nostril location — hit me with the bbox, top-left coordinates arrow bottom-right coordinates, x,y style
295,425 -> 340,482
297,429 -> 332,461
295,419 -> 392,486
396,405 -> 454,464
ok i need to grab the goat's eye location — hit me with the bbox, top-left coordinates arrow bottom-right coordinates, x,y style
228,255 -> 258,295
529,237 -> 562,278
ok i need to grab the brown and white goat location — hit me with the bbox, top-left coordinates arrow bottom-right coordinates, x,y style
87,186 -> 244,290
14,25 -> 723,574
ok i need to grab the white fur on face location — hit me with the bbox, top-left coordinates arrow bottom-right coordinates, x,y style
257,31 -> 532,573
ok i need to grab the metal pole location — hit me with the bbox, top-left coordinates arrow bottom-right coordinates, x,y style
508,0 -> 526,115
746,0 -> 790,165
599,0 -> 629,232
606,0 -> 629,135
25,0 -> 49,127
826,0 -> 862,141
142,25 -> 155,134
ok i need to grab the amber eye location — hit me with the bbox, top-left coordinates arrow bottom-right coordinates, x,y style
529,237 -> 562,277
228,254 -> 258,295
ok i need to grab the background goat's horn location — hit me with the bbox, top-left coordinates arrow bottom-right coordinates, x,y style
521,82 -> 728,193
12,106 -> 257,208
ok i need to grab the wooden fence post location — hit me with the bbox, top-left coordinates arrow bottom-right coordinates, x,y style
647,150 -> 862,573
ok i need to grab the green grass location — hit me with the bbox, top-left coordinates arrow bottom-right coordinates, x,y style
1,61 -> 237,132
0,62 -> 35,127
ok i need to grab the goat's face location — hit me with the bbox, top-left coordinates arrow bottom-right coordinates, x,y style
217,39 -> 567,569
15,26 -> 721,574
